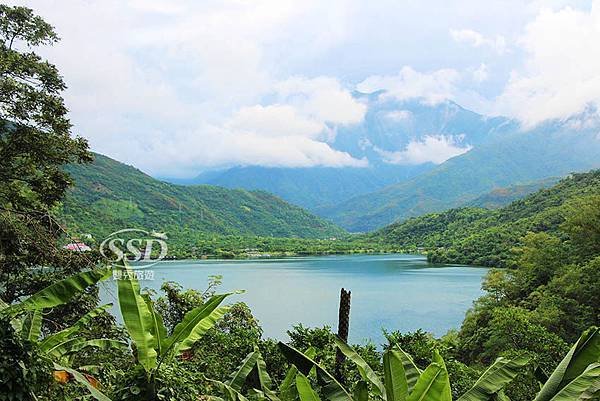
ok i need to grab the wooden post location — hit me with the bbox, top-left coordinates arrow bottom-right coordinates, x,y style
335,288 -> 351,382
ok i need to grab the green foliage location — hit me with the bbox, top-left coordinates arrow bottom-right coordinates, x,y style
59,153 -> 347,241
374,170 -> 600,268
0,319 -> 53,401
0,5 -> 98,335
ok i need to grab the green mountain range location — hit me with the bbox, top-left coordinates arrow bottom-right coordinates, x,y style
321,112 -> 600,231
58,153 -> 345,240
373,169 -> 600,267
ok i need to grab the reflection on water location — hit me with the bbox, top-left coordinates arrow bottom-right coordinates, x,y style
100,254 -> 487,345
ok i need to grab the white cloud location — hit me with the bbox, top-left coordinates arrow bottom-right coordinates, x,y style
9,0 -> 595,175
227,105 -> 325,139
450,29 -> 507,54
276,77 -> 366,126
385,110 -> 413,122
472,63 -> 489,83
374,135 -> 472,165
495,2 -> 600,126
357,66 -> 460,104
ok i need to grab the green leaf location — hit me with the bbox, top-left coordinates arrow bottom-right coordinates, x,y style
21,310 -> 42,342
45,337 -> 86,359
383,349 -> 409,401
164,293 -> 232,355
53,363 -> 112,401
39,304 -> 112,353
394,347 -> 422,394
296,372 -> 322,401
228,348 -> 261,391
353,381 -> 369,401
458,356 -> 529,401
4,268 -> 111,315
255,345 -> 274,391
280,347 -> 316,401
278,342 -> 352,401
535,327 -> 600,401
335,336 -> 385,397
210,379 -> 250,401
63,339 -> 128,356
548,363 -> 600,401
141,293 -> 167,356
117,266 -> 158,372
406,354 -> 452,401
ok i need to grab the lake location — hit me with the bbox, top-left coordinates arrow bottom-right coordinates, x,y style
100,254 -> 487,345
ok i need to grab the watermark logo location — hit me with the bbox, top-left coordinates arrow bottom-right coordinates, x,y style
100,229 -> 168,279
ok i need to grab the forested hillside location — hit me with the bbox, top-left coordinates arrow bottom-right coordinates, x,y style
322,117 -> 600,231
58,153 -> 345,239
466,177 -> 560,209
373,170 -> 600,267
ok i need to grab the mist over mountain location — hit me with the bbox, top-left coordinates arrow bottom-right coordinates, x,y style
321,108 -> 600,231
179,93 -> 516,209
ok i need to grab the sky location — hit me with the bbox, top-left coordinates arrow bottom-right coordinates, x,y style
10,0 -> 600,177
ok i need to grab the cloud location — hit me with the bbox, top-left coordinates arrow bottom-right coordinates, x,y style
471,63 -> 489,83
10,0 -> 594,176
495,2 -> 600,126
450,28 -> 507,54
357,66 -> 460,104
276,77 -> 366,126
373,135 -> 472,165
385,110 -> 413,122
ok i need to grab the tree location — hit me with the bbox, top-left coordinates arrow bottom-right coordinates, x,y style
113,265 -> 238,400
0,5 -> 93,311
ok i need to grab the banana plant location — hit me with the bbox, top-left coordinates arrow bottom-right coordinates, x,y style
115,264 -> 238,398
0,267 -> 117,400
533,326 -> 600,401
277,336 -> 529,401
210,345 -> 319,401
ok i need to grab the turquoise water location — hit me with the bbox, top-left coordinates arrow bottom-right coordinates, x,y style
100,254 -> 487,345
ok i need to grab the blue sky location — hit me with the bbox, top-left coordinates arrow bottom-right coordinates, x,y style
13,0 -> 599,176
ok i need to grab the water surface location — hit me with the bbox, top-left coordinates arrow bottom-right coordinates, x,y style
101,254 -> 487,344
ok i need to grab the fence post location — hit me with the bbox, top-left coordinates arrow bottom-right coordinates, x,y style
335,287 -> 351,382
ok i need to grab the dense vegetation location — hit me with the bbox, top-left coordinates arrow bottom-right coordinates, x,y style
59,153 -> 346,240
2,5 -> 600,401
373,170 -> 600,267
320,122 -> 600,231
164,234 -> 398,259
466,177 -> 560,210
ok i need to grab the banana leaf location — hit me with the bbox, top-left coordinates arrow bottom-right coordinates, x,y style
535,326 -> 600,401
163,293 -> 233,354
141,293 -> 167,356
278,342 -> 352,401
383,348 -> 409,401
254,345 -> 274,391
353,381 -> 369,401
335,336 -> 385,397
53,363 -> 112,401
280,347 -> 316,401
458,356 -> 529,401
4,268 -> 111,315
39,304 -> 112,353
406,351 -> 452,401
210,379 -> 251,401
296,372 -> 322,401
228,348 -> 261,391
547,363 -> 600,401
21,309 -> 42,342
117,266 -> 158,372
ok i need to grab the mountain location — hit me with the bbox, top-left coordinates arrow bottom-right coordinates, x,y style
58,153 -> 346,240
182,94 -> 514,209
321,111 -> 600,231
467,177 -> 561,209
372,169 -> 600,267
